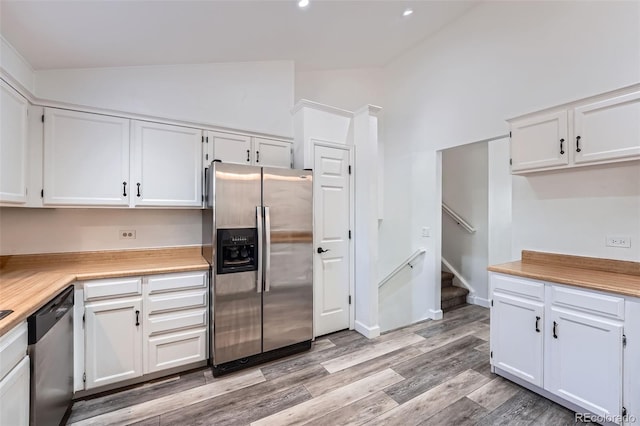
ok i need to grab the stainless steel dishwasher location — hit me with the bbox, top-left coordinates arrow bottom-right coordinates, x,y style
27,286 -> 74,426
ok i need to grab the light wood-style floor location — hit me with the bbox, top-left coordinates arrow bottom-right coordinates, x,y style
68,305 -> 590,426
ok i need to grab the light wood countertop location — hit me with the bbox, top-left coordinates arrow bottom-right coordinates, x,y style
488,251 -> 640,298
0,247 -> 209,337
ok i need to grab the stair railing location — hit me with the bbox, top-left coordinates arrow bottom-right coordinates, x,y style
378,248 -> 427,288
442,203 -> 476,233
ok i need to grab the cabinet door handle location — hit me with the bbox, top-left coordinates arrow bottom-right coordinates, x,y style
136,183 -> 141,197
246,149 -> 250,162
135,310 -> 140,326
559,138 -> 565,155
122,182 -> 127,197
256,151 -> 260,163
553,321 -> 558,338
535,316 -> 541,333
576,135 -> 582,153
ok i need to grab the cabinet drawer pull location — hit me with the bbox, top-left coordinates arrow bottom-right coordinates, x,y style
122,182 -> 127,197
576,135 -> 582,153
256,151 -> 260,163
136,183 -> 141,197
135,310 -> 140,326
553,321 -> 558,338
559,139 -> 565,155
246,149 -> 250,162
535,316 -> 541,333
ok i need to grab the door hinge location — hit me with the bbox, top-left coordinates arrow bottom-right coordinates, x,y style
490,351 -> 493,359
40,189 -> 44,198
623,334 -> 627,347
41,114 -> 45,123
490,300 -> 494,307
206,154 -> 209,161
622,406 -> 627,417
348,230 -> 352,239
509,158 -> 512,166
83,372 -> 86,383
201,136 -> 204,143
348,295 -> 352,305
82,313 -> 85,322
202,195 -> 204,202
348,165 -> 352,175
509,131 -> 512,138
206,136 -> 209,143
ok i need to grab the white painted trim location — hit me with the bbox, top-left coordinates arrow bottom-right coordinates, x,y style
354,320 -> 381,339
467,295 -> 491,308
428,309 -> 443,320
441,257 -> 475,296
291,99 -> 354,118
378,248 -> 426,288
442,202 -> 476,233
353,104 -> 383,116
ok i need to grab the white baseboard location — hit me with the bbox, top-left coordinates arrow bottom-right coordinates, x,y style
428,308 -> 443,320
467,295 -> 491,308
354,320 -> 381,339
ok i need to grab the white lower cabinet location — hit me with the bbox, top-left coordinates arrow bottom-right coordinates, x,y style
490,273 -> 631,424
84,297 -> 144,389
0,323 -> 29,426
78,270 -> 208,392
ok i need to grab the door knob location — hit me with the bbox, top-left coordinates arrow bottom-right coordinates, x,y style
317,247 -> 330,254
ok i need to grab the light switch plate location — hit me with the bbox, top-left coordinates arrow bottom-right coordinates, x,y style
606,235 -> 630,248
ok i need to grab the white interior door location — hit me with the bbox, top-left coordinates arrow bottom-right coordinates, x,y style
313,144 -> 351,337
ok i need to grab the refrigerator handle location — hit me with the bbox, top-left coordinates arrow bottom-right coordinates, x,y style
264,206 -> 271,292
256,206 -> 263,293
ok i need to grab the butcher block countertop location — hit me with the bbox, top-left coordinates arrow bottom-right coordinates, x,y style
488,250 -> 640,298
0,247 -> 209,337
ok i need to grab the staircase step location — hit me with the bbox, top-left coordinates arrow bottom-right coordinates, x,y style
441,271 -> 455,288
441,286 -> 469,312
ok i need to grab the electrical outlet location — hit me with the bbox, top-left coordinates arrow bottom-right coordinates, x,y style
606,235 -> 630,248
422,227 -> 430,237
119,230 -> 136,240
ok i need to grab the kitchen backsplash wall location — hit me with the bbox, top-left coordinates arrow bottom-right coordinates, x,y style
0,208 -> 202,255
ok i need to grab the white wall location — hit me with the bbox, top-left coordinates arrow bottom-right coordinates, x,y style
35,61 -> 295,137
295,68 -> 383,112
381,0 -> 640,323
512,162 -> 640,261
0,208 -> 202,255
442,141 -> 489,302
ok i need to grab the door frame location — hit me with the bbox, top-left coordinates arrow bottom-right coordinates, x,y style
311,139 -> 355,337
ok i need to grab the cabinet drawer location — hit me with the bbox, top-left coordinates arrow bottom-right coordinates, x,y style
0,322 -> 27,382
145,327 -> 207,374
147,290 -> 207,314
549,284 -> 625,321
146,309 -> 207,335
491,273 -> 545,301
84,277 -> 142,301
146,272 -> 207,294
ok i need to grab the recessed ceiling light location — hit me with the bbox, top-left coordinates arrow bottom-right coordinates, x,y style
298,0 -> 309,8
403,8 -> 413,17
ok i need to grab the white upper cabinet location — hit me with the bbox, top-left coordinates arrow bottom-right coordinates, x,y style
209,131 -> 252,165
132,121 -> 202,207
43,108 -> 130,206
0,80 -> 28,204
510,87 -> 640,174
254,137 -> 292,168
573,91 -> 640,164
510,111 -> 569,172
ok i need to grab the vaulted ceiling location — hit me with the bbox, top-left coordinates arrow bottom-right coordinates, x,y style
1,0 -> 477,71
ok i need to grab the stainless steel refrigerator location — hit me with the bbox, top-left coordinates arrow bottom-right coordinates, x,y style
203,162 -> 313,374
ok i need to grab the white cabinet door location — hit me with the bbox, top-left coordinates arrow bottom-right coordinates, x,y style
545,307 -> 623,419
132,121 -> 202,207
0,80 -> 28,204
0,356 -> 29,426
574,91 -> 640,164
43,108 -> 130,206
491,292 -> 544,387
85,298 -> 142,389
209,131 -> 252,165
510,111 -> 569,172
144,327 -> 207,374
254,137 -> 292,168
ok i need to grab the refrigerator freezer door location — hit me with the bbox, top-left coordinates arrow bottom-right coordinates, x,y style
262,168 -> 313,352
212,163 -> 263,365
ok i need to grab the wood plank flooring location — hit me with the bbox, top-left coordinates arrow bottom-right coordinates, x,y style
68,305 -> 592,426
